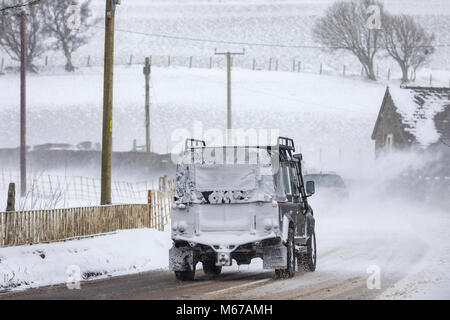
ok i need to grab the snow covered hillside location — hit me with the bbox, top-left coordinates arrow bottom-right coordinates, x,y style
0,65 -> 386,178
2,0 -> 449,74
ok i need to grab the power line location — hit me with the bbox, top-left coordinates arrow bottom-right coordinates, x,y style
0,0 -> 41,13
99,26 -> 450,50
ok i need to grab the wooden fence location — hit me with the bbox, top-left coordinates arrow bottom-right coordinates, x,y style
0,189 -> 173,247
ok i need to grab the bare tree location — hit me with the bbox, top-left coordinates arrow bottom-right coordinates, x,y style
382,14 -> 435,83
0,0 -> 47,72
313,0 -> 383,80
40,0 -> 99,72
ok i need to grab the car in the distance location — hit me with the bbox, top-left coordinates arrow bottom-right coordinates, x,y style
304,172 -> 349,199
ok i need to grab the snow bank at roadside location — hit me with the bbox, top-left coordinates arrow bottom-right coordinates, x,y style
0,228 -> 172,291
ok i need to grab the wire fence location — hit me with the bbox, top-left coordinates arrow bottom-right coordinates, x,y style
0,168 -> 172,208
3,53 -> 447,85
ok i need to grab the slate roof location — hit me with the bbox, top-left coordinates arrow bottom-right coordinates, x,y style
386,86 -> 450,148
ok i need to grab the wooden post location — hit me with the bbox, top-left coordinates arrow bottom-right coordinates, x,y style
0,57 -> 4,72
209,56 -> 212,69
6,183 -> 15,212
45,56 -> 48,66
343,65 -> 346,76
100,0 -> 117,205
292,59 -> 296,72
189,56 -> 193,68
269,58 -> 272,71
168,55 -> 171,67
252,58 -> 256,71
297,61 -> 301,72
320,63 -> 322,75
129,54 -> 133,65
144,57 -> 151,152
87,55 -> 91,67
20,10 -> 27,197
148,190 -> 152,228
275,59 -> 278,71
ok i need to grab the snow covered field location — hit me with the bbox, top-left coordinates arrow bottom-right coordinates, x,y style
0,65 -> 385,175
3,0 -> 449,74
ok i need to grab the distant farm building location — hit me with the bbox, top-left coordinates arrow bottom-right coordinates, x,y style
371,86 -> 450,157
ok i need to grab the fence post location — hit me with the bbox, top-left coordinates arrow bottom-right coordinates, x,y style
275,59 -> 278,71
252,58 -> 256,70
168,56 -> 171,67
148,190 -> 152,228
6,183 -> 15,212
343,65 -> 346,76
189,56 -> 193,68
297,61 -> 301,72
209,56 -> 213,69
1,57 -> 4,72
320,63 -> 323,75
292,59 -> 295,72
87,55 -> 90,67
269,58 -> 272,71
45,56 -> 48,66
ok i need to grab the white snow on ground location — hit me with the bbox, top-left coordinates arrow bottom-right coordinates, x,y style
0,228 -> 171,291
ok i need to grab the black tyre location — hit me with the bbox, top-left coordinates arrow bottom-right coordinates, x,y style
298,231 -> 316,272
174,264 -> 196,281
275,227 -> 296,279
203,260 -> 222,276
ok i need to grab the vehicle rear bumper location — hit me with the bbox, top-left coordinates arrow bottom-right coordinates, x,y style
170,233 -> 287,269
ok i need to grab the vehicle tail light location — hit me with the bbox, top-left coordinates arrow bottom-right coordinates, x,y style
272,201 -> 278,208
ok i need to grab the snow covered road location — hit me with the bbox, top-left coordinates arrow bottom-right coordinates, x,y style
1,180 -> 448,300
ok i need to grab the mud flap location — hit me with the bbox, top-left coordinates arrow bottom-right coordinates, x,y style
263,244 -> 287,269
169,246 -> 194,271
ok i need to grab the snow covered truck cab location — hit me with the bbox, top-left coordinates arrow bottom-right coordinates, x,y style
169,137 -> 317,281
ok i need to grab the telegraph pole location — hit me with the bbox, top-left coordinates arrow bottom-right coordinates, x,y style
143,57 -> 151,153
101,0 -> 119,205
214,49 -> 245,144
20,10 -> 26,197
